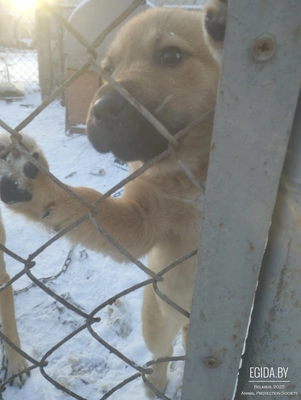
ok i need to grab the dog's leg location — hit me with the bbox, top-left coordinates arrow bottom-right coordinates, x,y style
142,285 -> 182,398
202,0 -> 228,64
0,133 -> 194,262
0,214 -> 28,387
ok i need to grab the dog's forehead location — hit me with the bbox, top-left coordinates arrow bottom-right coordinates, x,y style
106,8 -> 205,61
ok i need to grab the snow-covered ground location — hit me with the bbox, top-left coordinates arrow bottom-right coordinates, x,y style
0,91 -> 185,400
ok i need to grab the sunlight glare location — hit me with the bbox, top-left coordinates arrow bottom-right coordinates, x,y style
9,0 -> 36,10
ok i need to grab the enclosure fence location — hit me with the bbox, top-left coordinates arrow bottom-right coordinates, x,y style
0,0 -> 301,400
0,4 -> 38,92
0,0 -> 205,398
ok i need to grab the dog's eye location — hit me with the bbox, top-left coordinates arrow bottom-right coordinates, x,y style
159,47 -> 184,67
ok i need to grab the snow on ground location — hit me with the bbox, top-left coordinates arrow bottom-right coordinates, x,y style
0,91 -> 185,400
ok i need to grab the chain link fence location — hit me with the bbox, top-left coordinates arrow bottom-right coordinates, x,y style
0,0 -> 209,399
0,2 -> 38,94
0,0 -> 204,99
2,1 -> 300,399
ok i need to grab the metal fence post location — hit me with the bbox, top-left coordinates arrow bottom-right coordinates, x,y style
181,1 -> 301,399
236,92 -> 301,398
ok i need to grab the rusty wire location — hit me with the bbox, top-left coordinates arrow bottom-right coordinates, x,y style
0,0 -> 211,398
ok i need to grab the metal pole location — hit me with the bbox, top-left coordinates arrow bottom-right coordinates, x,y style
181,1 -> 301,399
236,92 -> 301,399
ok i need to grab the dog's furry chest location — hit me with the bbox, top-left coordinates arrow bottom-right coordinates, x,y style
148,235 -> 198,315
147,189 -> 201,306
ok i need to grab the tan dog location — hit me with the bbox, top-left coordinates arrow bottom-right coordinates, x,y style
0,0 -> 226,396
0,216 -> 28,386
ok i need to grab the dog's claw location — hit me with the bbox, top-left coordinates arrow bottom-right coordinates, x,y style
6,364 -> 29,388
16,375 -> 24,388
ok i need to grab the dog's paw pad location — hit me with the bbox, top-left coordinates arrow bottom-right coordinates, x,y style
23,153 -> 40,179
0,177 -> 32,204
0,133 -> 48,205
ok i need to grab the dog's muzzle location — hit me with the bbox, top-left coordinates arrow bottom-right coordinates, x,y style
86,89 -> 169,163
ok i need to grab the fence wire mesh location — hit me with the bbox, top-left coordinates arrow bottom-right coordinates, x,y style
0,2 -> 38,93
0,0 -> 211,398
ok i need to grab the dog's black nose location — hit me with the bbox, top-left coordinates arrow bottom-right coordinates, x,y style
93,93 -> 126,122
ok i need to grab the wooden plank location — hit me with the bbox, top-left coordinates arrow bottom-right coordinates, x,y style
65,69 -> 99,131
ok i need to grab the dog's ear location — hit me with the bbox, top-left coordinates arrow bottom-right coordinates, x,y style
202,0 -> 228,65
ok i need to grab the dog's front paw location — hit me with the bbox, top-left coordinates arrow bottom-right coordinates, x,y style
144,363 -> 168,399
3,348 -> 29,388
202,0 -> 228,64
0,133 -> 48,205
